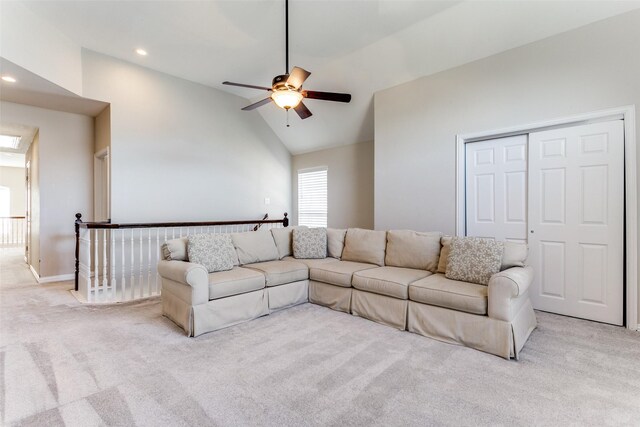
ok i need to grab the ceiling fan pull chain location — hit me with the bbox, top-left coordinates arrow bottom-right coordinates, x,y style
286,109 -> 290,127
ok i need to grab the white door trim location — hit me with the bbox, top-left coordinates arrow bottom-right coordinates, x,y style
455,105 -> 637,330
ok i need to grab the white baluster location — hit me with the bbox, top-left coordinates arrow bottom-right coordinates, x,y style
156,228 -> 161,295
139,228 -> 143,299
102,229 -> 108,298
121,229 -> 126,300
93,229 -> 99,302
80,227 -> 92,302
130,228 -> 135,301
111,229 -> 116,302
147,228 -> 152,297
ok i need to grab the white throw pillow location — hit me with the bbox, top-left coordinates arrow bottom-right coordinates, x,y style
437,236 -> 452,274
384,230 -> 441,272
187,234 -> 237,273
271,226 -> 306,259
341,228 -> 387,266
501,241 -> 528,270
161,237 -> 188,261
445,236 -> 504,285
231,231 -> 279,265
327,228 -> 347,259
293,228 -> 327,259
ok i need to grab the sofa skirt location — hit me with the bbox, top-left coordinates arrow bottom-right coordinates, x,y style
309,280 -> 351,313
408,301 -> 518,359
268,280 -> 309,312
164,289 -> 268,337
351,289 -> 408,330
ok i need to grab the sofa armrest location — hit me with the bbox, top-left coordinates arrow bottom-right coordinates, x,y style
158,260 -> 208,305
488,266 -> 533,322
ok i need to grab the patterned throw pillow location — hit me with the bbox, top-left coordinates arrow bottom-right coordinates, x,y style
293,227 -> 327,259
187,234 -> 237,273
445,237 -> 504,285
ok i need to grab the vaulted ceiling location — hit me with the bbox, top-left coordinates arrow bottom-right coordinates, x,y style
19,0 -> 640,154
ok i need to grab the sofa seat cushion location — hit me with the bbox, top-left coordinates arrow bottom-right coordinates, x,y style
283,256 -> 335,269
244,260 -> 308,287
409,274 -> 488,315
310,260 -> 377,288
208,267 -> 265,300
353,267 -> 432,300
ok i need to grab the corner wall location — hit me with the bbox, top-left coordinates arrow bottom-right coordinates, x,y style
374,10 -> 640,325
292,141 -> 374,229
81,50 -> 291,223
1,102 -> 93,278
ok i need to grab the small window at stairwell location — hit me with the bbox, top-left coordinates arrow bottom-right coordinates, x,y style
297,167 -> 327,227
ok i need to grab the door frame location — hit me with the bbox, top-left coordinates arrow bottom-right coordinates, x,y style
455,105 -> 637,331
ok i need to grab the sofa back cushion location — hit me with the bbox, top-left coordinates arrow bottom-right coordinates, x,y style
501,241 -> 528,270
385,230 -> 441,272
293,227 -> 327,259
445,236 -> 504,285
271,226 -> 306,259
341,228 -> 387,266
187,234 -> 237,273
232,230 -> 279,265
327,228 -> 347,259
437,236 -> 452,273
161,237 -> 188,261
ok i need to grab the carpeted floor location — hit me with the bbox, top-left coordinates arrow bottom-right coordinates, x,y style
1,247 -> 640,426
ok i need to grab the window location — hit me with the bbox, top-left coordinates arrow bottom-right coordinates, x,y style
297,167 -> 327,227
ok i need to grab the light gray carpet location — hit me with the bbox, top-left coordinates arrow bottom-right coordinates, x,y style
1,247 -> 640,426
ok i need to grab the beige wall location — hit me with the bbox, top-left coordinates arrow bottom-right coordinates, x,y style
82,50 -> 291,223
292,141 -> 374,229
1,102 -> 93,278
374,10 -> 640,325
0,166 -> 26,216
94,106 -> 111,153
25,132 -> 40,275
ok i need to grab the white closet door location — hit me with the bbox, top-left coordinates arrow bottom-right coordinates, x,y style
528,121 -> 624,325
465,135 -> 528,242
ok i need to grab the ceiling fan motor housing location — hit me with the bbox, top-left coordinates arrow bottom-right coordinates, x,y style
272,74 -> 292,90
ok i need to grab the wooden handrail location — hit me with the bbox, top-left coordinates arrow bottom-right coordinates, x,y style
74,212 -> 289,291
76,214 -> 288,229
0,216 -> 26,219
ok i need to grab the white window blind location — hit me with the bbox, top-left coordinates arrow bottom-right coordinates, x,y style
298,168 -> 327,227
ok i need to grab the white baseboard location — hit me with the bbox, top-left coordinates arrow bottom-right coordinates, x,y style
29,266 -> 74,284
38,274 -> 74,284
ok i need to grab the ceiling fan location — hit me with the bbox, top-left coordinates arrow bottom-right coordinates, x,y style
222,0 -> 351,120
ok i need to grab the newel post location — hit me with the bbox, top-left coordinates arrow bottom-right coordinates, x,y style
283,212 -> 289,227
74,213 -> 82,291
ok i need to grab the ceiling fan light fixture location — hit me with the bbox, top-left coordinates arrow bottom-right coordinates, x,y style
271,89 -> 303,110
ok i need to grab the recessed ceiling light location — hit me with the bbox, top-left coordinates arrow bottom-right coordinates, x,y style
135,48 -> 148,56
1,76 -> 17,83
0,134 -> 21,149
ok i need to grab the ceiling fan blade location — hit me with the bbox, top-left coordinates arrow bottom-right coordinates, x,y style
303,90 -> 351,103
223,81 -> 272,91
294,101 -> 313,120
242,98 -> 273,111
286,66 -> 311,89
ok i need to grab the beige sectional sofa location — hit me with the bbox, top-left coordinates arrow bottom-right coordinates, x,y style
158,227 -> 537,359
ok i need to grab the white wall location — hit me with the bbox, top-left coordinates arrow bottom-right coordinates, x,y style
374,10 -> 640,325
0,2 -> 83,94
292,141 -> 374,229
0,102 -> 93,278
0,166 -> 25,216
81,50 -> 291,223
